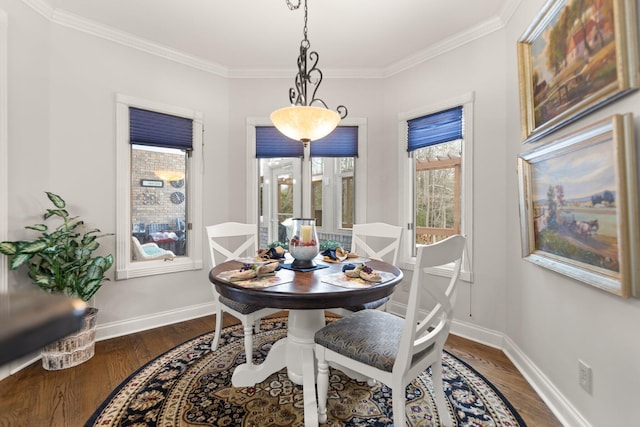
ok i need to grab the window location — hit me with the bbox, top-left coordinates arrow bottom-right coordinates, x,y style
116,95 -> 203,279
247,118 -> 367,249
399,93 -> 473,280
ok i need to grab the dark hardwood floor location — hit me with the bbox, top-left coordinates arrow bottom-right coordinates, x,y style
0,313 -> 561,426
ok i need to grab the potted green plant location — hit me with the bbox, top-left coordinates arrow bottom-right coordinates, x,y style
0,192 -> 114,370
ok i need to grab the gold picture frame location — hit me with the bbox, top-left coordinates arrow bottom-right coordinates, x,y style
517,114 -> 638,297
517,0 -> 639,143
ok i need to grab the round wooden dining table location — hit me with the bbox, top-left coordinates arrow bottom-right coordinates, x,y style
210,257 -> 403,426
209,257 -> 403,387
209,258 -> 403,426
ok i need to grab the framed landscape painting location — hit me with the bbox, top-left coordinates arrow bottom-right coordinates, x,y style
517,114 -> 638,297
517,0 -> 639,143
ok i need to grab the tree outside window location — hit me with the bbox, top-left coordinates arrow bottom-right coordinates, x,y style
414,140 -> 461,244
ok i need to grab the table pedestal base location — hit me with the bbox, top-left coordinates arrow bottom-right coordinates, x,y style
231,309 -> 324,427
231,309 -> 325,387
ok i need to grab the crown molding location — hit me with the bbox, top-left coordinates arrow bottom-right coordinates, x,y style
21,0 -> 520,80
19,0 -> 53,19
51,9 -> 229,77
382,15 -> 505,78
382,0 -> 520,78
500,0 -> 521,25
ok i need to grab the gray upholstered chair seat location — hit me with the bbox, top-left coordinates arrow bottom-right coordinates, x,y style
341,296 -> 389,313
315,309 -> 402,372
219,295 -> 266,315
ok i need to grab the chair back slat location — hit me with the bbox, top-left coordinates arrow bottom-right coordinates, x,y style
351,223 -> 402,265
413,282 -> 453,354
395,235 -> 466,373
206,222 -> 258,267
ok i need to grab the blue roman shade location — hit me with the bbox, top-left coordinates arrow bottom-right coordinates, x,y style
256,126 -> 358,158
310,126 -> 358,158
407,106 -> 463,152
256,126 -> 305,158
129,107 -> 193,150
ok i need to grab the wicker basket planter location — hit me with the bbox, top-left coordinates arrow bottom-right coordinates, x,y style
41,308 -> 98,370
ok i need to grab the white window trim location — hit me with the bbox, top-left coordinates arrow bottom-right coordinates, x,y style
397,92 -> 474,282
246,117 -> 368,227
115,94 -> 203,279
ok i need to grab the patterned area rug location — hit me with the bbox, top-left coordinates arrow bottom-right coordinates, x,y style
86,317 -> 526,426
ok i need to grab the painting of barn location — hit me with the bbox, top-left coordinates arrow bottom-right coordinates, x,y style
517,0 -> 638,142
530,0 -> 616,127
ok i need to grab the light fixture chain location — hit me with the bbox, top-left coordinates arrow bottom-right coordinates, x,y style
285,0 -> 301,10
303,0 -> 308,43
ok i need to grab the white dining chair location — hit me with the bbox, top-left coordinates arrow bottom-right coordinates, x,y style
315,234 -> 466,427
351,222 -> 403,265
333,222 -> 403,315
206,222 -> 281,363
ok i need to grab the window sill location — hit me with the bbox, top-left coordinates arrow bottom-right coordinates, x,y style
398,260 -> 473,283
116,257 -> 203,280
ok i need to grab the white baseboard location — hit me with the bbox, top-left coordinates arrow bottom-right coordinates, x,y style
0,365 -> 8,381
96,302 -> 216,341
451,320 -> 591,427
502,335 -> 592,427
450,317 -> 505,349
0,302 -> 217,381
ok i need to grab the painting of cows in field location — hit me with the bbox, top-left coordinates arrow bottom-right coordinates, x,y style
518,114 -> 637,297
531,136 -> 619,273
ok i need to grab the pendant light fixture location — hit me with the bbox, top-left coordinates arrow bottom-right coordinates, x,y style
270,0 -> 348,147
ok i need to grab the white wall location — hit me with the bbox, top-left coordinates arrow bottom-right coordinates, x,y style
3,0 -> 52,291
504,1 -> 640,426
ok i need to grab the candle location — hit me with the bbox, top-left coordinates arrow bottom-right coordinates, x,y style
300,225 -> 312,243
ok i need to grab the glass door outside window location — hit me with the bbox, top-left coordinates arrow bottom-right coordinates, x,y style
260,160 -> 301,246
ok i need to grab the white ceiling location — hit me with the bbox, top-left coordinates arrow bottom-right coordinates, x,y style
42,0 -> 519,77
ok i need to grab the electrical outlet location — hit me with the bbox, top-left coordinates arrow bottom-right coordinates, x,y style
578,360 -> 592,393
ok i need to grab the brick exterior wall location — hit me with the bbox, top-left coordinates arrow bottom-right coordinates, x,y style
131,149 -> 186,235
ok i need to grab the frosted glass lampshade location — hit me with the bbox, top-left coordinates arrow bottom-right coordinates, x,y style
270,105 -> 340,143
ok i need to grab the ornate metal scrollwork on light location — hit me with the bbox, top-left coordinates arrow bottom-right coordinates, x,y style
270,0 -> 348,146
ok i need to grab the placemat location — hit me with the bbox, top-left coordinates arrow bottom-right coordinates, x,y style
216,270 -> 292,288
321,271 -> 397,289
